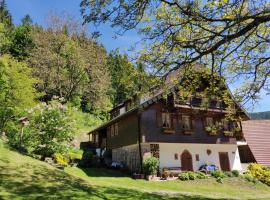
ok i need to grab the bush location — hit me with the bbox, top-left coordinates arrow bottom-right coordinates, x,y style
187,172 -> 197,180
143,157 -> 159,175
224,171 -> 233,177
68,148 -> 83,161
232,170 -> 240,177
53,153 -> 68,167
196,171 -> 207,179
216,177 -> 223,184
247,163 -> 270,186
211,170 -> 226,178
178,172 -> 189,181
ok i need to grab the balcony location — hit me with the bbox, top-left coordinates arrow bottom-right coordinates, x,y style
174,95 -> 227,111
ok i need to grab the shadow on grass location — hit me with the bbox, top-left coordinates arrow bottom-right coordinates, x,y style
80,167 -> 129,178
0,163 -> 222,200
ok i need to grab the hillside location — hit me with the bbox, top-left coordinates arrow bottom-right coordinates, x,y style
1,141 -> 270,200
249,111 -> 270,120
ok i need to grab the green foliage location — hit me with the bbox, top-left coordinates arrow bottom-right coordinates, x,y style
0,55 -> 38,133
196,172 -> 207,179
178,172 -> 189,181
211,170 -> 226,179
187,172 -> 197,180
8,25 -> 34,60
224,171 -> 233,177
231,170 -> 239,177
28,24 -> 112,114
68,148 -> 83,161
0,0 -> 13,28
107,50 -> 156,106
243,174 -> 258,184
6,100 -> 76,157
143,156 -> 159,175
216,177 -> 223,184
247,163 -> 270,186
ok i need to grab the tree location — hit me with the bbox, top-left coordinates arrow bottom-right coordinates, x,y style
80,0 -> 270,105
0,55 -> 38,133
28,16 -> 111,114
21,14 -> 33,26
0,0 -> 12,28
8,25 -> 34,60
107,50 -> 155,105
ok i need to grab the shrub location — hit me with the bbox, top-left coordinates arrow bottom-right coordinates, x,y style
243,173 -> 258,184
211,170 -> 225,178
247,163 -> 270,186
68,148 -> 83,161
143,157 -> 159,175
178,172 -> 189,181
53,153 -> 68,167
196,171 -> 207,179
216,177 -> 223,184
187,172 -> 197,180
232,170 -> 240,177
224,171 -> 233,177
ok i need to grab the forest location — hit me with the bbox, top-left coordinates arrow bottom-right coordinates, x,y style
0,1 -> 151,158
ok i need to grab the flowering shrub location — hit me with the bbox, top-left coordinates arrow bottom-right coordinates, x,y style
247,163 -> 270,186
8,100 -> 76,157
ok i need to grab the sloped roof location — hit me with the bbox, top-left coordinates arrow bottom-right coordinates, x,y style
242,120 -> 270,166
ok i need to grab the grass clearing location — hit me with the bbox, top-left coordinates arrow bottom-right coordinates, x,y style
0,144 -> 270,199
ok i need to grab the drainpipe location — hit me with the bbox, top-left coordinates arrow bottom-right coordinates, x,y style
138,110 -> 143,174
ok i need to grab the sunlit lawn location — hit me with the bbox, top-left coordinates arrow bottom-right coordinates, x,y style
1,143 -> 270,200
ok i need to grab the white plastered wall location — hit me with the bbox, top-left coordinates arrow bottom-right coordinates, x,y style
158,143 -> 242,171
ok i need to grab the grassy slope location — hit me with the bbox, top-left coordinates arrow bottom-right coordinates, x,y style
0,143 -> 270,200
65,167 -> 270,200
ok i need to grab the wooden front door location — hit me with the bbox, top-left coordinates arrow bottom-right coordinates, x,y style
219,152 -> 230,171
181,150 -> 193,171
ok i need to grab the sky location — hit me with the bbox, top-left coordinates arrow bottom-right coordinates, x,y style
5,0 -> 270,112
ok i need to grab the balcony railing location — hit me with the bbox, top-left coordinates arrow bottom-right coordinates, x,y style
174,95 -> 227,110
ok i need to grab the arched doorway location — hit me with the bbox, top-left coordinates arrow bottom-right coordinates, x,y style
181,150 -> 193,171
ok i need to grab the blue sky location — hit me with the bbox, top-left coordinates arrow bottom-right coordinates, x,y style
5,0 -> 270,112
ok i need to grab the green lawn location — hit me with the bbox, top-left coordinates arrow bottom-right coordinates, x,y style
0,143 -> 270,200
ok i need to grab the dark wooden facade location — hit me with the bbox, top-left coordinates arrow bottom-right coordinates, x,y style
107,114 -> 139,149
141,102 -> 238,144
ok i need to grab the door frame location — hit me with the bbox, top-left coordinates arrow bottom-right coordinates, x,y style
181,150 -> 193,171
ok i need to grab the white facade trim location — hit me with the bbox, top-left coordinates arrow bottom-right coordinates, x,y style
158,143 -> 242,171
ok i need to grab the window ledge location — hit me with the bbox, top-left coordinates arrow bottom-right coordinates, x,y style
163,128 -> 175,134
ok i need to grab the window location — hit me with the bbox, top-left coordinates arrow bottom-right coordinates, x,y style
162,112 -> 171,128
182,115 -> 192,130
114,123 -> 118,136
206,117 -> 214,126
174,153 -> 178,160
109,123 -> 119,137
196,154 -> 199,161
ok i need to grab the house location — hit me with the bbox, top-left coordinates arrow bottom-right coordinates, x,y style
239,120 -> 270,167
88,67 -> 249,173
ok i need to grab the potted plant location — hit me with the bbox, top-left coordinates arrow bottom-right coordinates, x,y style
224,130 -> 234,137
143,156 -> 160,181
205,125 -> 218,135
162,168 -> 171,180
